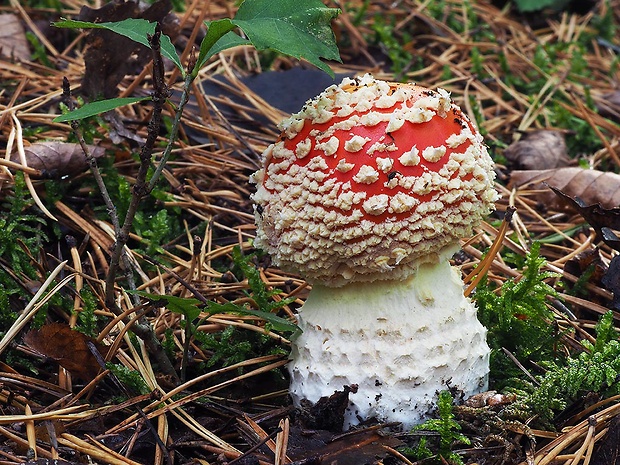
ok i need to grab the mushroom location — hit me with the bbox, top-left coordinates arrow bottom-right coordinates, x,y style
251,74 -> 498,429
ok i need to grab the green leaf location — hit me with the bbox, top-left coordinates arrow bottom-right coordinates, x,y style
53,96 -> 151,122
195,19 -> 251,73
204,0 -> 340,77
53,18 -> 183,73
196,0 -> 343,76
206,301 -> 298,333
209,31 -> 252,58
133,291 -> 202,321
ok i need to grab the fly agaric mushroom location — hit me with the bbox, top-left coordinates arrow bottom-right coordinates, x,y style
251,74 -> 498,429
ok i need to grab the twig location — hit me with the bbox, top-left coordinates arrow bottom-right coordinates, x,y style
104,25 -> 169,307
62,77 -> 121,233
146,71 -> 194,195
61,26 -> 180,382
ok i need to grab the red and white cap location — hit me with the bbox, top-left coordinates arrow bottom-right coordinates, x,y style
252,74 -> 498,287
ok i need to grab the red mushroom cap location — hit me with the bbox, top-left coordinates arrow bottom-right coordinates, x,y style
252,74 -> 498,286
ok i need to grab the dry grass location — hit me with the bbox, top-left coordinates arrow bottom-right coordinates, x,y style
0,0 -> 619,464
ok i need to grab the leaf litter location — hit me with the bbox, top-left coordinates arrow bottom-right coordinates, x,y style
0,14 -> 30,62
504,130 -> 572,171
1,1 -> 620,464
9,141 -> 105,176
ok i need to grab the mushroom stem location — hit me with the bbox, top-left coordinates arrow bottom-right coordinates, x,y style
289,259 -> 489,430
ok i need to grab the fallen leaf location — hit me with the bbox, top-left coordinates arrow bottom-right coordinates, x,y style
504,130 -> 570,170
512,168 -> 620,251
509,167 -> 620,210
601,227 -> 620,251
0,14 -> 30,61
596,91 -> 620,123
563,248 -> 615,312
23,323 -> 106,381
78,0 -> 178,98
11,141 -> 105,177
549,186 -> 620,234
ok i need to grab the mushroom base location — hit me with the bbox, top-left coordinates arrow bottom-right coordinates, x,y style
288,260 -> 490,430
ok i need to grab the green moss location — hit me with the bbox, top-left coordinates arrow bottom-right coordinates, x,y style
74,289 -> 100,339
408,391 -> 471,465
474,242 -> 560,389
370,15 -> 415,80
524,311 -> 620,422
106,362 -> 150,396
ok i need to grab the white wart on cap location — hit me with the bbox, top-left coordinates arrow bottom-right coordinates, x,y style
252,74 -> 498,286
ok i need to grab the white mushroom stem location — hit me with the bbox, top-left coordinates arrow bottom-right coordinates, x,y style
288,259 -> 490,430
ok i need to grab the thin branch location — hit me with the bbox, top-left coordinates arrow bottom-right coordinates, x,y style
61,77 -> 120,233
147,72 -> 194,195
63,25 -> 180,382
104,24 -> 170,308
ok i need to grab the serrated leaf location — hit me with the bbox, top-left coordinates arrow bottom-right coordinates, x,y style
231,0 -> 340,77
133,291 -> 202,321
206,301 -> 298,333
53,18 -> 183,73
53,96 -> 151,122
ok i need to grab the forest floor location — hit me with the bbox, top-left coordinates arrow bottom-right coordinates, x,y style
1,0 -> 620,464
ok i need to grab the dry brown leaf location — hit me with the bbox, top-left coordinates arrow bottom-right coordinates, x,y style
509,167 -> 620,209
596,91 -> 620,123
0,14 -> 30,61
564,248 -> 607,289
10,141 -> 105,177
504,130 -> 570,170
78,0 -> 178,98
601,256 -> 620,311
550,186 -> 620,253
23,323 -> 106,381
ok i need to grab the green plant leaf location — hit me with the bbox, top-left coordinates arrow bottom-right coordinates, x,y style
208,30 -> 252,60
133,291 -> 202,321
53,18 -> 183,73
53,96 -> 151,122
206,301 -> 298,333
196,0 -> 340,76
220,0 -> 340,77
195,19 -> 251,73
